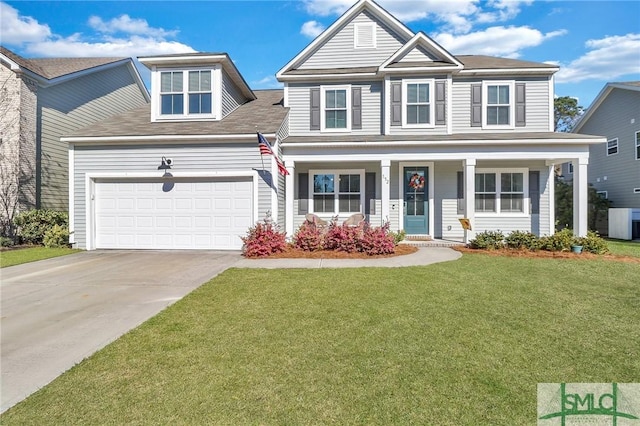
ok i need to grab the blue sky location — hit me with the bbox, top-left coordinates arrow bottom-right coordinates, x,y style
2,0 -> 639,106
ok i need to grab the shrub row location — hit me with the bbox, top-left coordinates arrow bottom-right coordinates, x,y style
469,228 -> 609,254
242,217 -> 397,257
11,209 -> 70,248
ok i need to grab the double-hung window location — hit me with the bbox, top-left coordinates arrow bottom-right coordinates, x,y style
311,170 -> 363,215
322,87 -> 349,130
607,138 -> 618,156
475,169 -> 527,215
483,81 -> 514,128
402,80 -> 433,128
156,67 -> 218,121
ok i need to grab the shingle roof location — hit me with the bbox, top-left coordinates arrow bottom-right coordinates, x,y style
457,55 -> 558,70
0,46 -> 127,80
66,89 -> 287,139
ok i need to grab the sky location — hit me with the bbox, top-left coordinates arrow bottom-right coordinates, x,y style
1,0 -> 639,107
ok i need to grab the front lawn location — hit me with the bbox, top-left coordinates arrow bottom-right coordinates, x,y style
607,239 -> 640,257
2,253 -> 639,425
0,246 -> 81,268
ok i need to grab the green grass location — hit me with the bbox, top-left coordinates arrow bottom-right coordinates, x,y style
2,254 -> 639,425
0,246 -> 81,268
606,239 -> 640,257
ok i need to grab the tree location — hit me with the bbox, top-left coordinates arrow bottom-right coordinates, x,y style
555,180 -> 612,232
554,96 -> 584,132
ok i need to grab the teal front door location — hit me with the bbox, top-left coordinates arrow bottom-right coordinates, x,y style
403,167 -> 429,234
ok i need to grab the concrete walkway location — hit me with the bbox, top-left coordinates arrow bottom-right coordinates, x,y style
1,247 -> 460,413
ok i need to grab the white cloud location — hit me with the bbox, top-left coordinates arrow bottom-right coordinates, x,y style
301,20 -> 325,38
434,26 -> 566,58
0,2 -> 51,45
88,15 -> 178,38
251,75 -> 282,89
555,33 -> 640,83
22,36 -> 195,58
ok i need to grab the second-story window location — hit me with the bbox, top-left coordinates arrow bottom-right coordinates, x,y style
188,70 -> 212,114
321,86 -> 350,131
486,84 -> 510,125
160,71 -> 184,115
402,79 -> 434,128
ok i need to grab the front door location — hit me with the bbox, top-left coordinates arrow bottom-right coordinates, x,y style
403,167 -> 429,234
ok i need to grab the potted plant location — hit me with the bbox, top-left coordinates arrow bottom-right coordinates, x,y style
571,236 -> 584,254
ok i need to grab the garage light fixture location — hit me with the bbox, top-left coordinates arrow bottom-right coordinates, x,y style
158,156 -> 172,171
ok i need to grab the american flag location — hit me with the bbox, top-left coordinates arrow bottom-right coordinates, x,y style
257,132 -> 274,156
276,157 -> 290,176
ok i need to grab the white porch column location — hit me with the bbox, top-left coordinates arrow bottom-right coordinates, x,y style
285,161 -> 295,237
547,163 -> 556,235
380,159 -> 391,226
572,157 -> 589,237
464,159 -> 476,243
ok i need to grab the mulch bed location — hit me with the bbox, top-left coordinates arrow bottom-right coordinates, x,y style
453,246 -> 640,264
265,244 -> 419,259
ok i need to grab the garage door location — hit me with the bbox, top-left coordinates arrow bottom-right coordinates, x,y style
95,177 -> 253,250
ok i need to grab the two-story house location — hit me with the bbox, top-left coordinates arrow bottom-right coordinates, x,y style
0,46 -> 149,236
65,0 -> 603,251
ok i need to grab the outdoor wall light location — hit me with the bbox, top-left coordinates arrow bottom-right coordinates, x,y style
158,156 -> 172,170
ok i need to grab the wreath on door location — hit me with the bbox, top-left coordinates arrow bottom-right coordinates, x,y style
409,173 -> 425,190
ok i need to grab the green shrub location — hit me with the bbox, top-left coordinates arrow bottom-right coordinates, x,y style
469,230 -> 505,250
574,231 -> 609,254
504,230 -> 539,250
13,209 -> 68,245
390,229 -> 406,245
43,224 -> 70,248
0,236 -> 13,247
539,228 -> 574,252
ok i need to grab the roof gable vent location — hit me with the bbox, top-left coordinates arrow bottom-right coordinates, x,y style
354,23 -> 376,49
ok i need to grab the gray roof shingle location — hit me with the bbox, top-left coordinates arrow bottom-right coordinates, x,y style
66,89 -> 287,139
1,46 -> 127,80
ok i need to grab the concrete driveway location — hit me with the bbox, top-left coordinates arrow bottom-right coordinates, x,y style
0,250 -> 242,413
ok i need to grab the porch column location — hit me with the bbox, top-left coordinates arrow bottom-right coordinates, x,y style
572,157 -> 589,237
547,163 -> 556,235
380,159 -> 390,226
464,159 -> 476,243
285,161 -> 295,237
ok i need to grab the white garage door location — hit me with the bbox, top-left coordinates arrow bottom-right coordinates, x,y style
95,178 -> 253,250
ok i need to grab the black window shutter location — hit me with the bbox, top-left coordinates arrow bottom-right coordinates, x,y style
515,83 -> 526,127
352,87 -> 362,130
365,172 -> 376,216
310,88 -> 320,131
529,171 -> 539,214
457,171 -> 464,214
391,82 -> 402,126
471,84 -> 482,127
298,173 -> 309,214
435,80 -> 446,125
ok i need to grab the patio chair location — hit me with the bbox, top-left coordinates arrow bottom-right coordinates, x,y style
305,213 -> 328,227
343,213 -> 365,227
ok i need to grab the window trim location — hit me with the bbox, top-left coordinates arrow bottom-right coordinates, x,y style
402,79 -> 435,129
481,80 -> 515,130
596,191 -> 608,199
354,23 -> 376,49
475,168 -> 529,217
635,131 -> 639,160
151,65 -> 221,122
308,169 -> 365,216
607,138 -> 619,156
320,85 -> 351,132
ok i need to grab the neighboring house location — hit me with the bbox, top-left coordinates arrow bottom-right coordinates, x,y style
568,82 -> 640,208
0,46 -> 149,234
65,0 -> 604,251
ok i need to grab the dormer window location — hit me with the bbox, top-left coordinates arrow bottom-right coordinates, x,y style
152,65 -> 220,121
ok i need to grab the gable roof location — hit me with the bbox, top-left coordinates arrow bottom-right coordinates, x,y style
379,32 -> 463,73
277,0 -> 413,79
63,89 -> 286,143
138,52 -> 255,101
572,81 -> 640,133
0,46 -> 129,81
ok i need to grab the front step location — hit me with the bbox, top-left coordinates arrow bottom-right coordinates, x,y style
400,239 -> 466,247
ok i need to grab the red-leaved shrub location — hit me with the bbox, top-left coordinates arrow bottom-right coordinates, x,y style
325,221 -> 363,253
360,222 -> 395,255
293,222 -> 324,251
241,220 -> 287,257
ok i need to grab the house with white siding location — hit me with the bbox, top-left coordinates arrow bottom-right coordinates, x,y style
0,46 -> 149,235
64,0 -> 604,251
